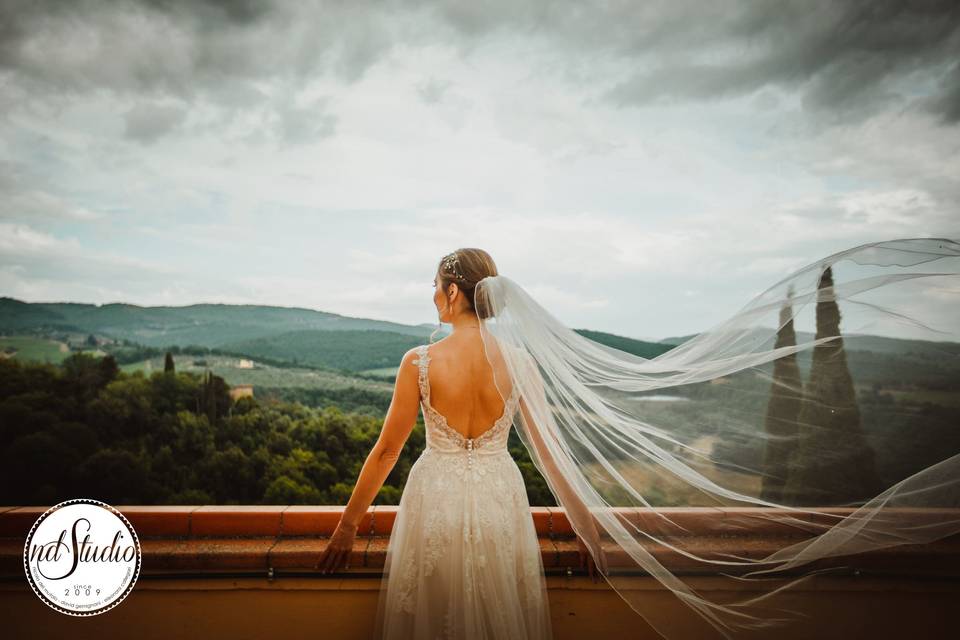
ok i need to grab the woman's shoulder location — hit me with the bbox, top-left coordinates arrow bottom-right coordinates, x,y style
402,344 -> 431,368
422,335 -> 457,353
407,339 -> 448,364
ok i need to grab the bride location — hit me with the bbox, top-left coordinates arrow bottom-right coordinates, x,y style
317,240 -> 960,639
319,248 -> 559,639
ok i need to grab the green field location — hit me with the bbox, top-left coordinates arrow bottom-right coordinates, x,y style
0,336 -> 107,364
121,354 -> 394,393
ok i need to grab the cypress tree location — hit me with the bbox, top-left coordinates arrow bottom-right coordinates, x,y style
205,370 -> 217,425
760,285 -> 804,502
782,265 -> 882,506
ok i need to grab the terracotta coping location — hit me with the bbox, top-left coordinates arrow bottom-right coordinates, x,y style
2,505 -> 959,579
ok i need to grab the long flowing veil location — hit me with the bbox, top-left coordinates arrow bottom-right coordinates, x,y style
473,237 -> 960,639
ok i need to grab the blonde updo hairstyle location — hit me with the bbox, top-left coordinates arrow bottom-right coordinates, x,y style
432,248 -> 499,340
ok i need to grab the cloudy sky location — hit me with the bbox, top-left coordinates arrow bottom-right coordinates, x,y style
1,0 -> 958,340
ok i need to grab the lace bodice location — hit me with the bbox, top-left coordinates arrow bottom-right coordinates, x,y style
413,344 -> 519,455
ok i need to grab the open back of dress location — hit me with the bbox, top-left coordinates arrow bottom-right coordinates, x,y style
373,344 -> 553,640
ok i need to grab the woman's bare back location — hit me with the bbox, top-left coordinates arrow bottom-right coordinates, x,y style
423,332 -> 513,440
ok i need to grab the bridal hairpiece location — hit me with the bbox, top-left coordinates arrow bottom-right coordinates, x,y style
442,253 -> 466,281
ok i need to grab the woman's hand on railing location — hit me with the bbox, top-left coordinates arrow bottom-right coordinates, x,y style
576,533 -> 603,583
317,520 -> 358,574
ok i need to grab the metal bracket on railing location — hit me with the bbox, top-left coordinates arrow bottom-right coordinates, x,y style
267,566 -> 275,581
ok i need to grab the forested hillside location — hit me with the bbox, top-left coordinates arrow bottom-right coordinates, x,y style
0,353 -> 555,507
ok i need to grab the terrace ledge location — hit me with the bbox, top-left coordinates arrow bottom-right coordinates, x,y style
3,505 -> 959,579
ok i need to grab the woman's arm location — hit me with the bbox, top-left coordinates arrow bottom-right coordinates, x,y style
519,396 -> 603,545
516,357 -> 608,573
317,347 -> 422,574
340,347 -> 422,528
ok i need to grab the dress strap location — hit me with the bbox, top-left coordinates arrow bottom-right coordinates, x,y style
412,344 -> 431,405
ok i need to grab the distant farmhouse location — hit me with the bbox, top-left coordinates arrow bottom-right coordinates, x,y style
237,359 -> 255,369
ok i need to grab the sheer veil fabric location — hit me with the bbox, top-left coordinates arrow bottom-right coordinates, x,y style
472,237 -> 960,639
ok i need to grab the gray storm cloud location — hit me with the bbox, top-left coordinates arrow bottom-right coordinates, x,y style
0,0 -> 956,124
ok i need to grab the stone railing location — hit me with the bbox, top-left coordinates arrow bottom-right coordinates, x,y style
3,505 -> 959,639
3,505 -> 958,578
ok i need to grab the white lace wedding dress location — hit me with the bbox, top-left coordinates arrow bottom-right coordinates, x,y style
373,344 -> 553,640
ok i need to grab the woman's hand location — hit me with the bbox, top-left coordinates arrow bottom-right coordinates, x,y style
317,520 -> 358,575
576,533 -> 603,583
